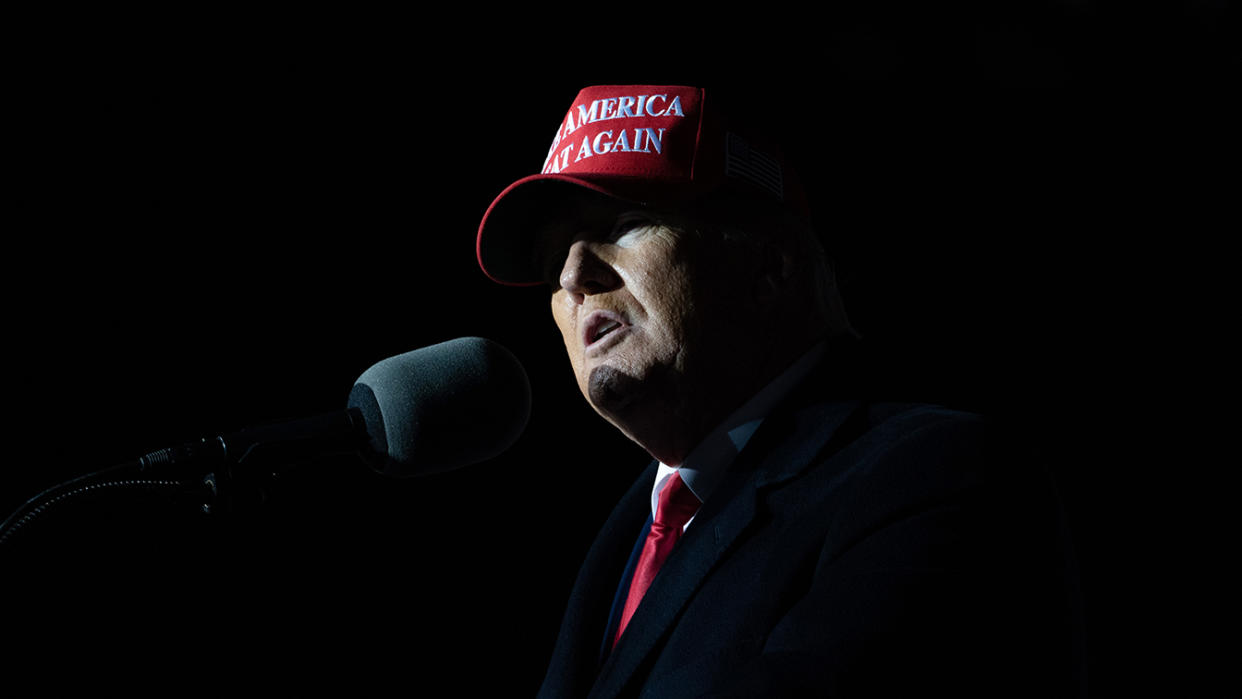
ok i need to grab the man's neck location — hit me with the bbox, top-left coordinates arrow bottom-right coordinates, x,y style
653,340 -> 827,506
638,331 -> 827,466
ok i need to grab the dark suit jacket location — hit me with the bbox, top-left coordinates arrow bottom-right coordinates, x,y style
537,363 -> 1086,698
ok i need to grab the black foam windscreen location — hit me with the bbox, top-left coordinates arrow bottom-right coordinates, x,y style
347,337 -> 531,477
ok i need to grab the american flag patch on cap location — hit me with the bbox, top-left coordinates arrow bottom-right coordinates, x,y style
725,132 -> 784,200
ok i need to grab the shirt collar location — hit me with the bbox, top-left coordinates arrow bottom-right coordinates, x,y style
651,341 -> 826,518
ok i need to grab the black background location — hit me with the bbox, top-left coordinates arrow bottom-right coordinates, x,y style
4,4 -> 1234,695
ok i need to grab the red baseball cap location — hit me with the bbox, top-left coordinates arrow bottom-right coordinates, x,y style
476,84 -> 808,286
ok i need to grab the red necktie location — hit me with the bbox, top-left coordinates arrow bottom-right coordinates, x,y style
613,470 -> 702,647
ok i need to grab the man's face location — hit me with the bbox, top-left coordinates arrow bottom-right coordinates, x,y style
537,193 -> 762,460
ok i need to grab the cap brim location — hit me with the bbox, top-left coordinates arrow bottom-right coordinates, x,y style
476,173 -> 700,286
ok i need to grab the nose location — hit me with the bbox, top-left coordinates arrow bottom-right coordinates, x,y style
559,240 -> 621,302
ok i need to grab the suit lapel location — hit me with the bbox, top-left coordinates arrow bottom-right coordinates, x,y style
589,397 -> 863,698
539,462 -> 656,699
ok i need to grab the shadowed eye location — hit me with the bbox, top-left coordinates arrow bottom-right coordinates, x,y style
541,245 -> 570,286
610,213 -> 656,244
535,221 -> 575,287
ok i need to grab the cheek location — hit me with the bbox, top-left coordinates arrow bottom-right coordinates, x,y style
550,295 -> 587,378
642,267 -> 697,337
550,294 -> 573,341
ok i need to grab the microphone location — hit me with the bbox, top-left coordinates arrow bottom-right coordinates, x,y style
1,337 -> 531,546
347,336 -> 532,476
138,336 -> 532,477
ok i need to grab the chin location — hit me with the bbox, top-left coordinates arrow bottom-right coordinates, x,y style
586,365 -> 645,415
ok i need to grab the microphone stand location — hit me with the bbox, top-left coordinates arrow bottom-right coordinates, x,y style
0,458 -> 211,548
0,408 -> 369,548
0,408 -> 380,698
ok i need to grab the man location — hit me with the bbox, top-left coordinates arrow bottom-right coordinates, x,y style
476,85 -> 1084,697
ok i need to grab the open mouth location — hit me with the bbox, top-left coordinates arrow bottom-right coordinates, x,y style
584,311 -> 628,349
592,320 -> 622,344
